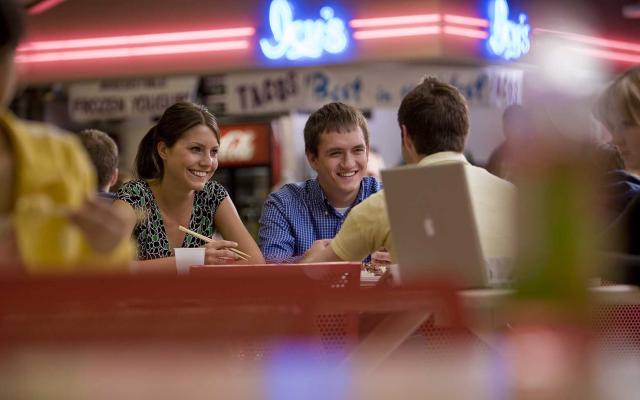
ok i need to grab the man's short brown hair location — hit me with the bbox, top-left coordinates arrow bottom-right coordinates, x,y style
78,129 -> 119,189
397,77 -> 469,155
304,102 -> 369,156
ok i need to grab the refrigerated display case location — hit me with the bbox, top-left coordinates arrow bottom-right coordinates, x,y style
215,123 -> 279,242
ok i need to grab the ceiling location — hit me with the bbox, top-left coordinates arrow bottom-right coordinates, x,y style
19,0 -> 66,15
13,0 -> 640,83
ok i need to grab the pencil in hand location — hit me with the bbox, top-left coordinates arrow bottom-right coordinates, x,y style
178,225 -> 251,261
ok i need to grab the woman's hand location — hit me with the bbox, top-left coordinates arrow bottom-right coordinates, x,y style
204,239 -> 241,264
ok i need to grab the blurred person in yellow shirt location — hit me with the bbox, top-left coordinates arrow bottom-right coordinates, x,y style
0,0 -> 133,274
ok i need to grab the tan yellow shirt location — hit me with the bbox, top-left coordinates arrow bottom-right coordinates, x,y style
1,110 -> 133,273
331,189 -> 392,262
330,152 -> 516,262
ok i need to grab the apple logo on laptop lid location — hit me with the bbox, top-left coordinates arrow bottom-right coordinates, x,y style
423,216 -> 436,237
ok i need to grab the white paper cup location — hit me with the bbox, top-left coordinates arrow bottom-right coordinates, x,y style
174,247 -> 205,275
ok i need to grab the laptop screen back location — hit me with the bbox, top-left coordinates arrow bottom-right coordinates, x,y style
382,162 -> 488,288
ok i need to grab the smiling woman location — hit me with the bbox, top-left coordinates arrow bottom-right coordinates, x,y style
113,102 -> 264,271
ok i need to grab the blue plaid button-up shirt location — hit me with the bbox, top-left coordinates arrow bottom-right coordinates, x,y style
259,176 -> 382,263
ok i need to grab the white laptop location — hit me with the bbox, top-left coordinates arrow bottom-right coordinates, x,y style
381,162 -> 516,288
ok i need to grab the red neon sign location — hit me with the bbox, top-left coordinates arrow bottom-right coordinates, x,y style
353,26 -> 440,40
18,28 -> 256,52
349,14 -> 440,28
15,11 -> 640,65
16,41 -> 250,63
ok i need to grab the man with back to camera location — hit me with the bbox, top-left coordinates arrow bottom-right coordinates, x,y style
486,104 -> 529,181
302,77 -> 516,264
259,102 -> 384,263
78,129 -> 119,201
0,0 -> 133,273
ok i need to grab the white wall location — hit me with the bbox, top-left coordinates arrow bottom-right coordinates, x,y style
119,116 -> 154,174
367,108 -> 403,168
278,112 -> 314,183
467,106 -> 505,165
368,105 -> 505,168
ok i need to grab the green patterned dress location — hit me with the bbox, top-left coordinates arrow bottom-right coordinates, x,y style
116,179 -> 228,260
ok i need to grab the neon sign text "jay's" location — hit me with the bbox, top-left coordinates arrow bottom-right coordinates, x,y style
487,0 -> 531,60
259,0 -> 348,60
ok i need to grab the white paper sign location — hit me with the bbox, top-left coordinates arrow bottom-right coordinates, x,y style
68,76 -> 198,122
224,64 -> 522,114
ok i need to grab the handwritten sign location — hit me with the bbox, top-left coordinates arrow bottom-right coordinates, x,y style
223,65 -> 523,114
259,0 -> 348,60
305,72 -> 362,103
234,70 -> 298,111
487,0 -> 531,61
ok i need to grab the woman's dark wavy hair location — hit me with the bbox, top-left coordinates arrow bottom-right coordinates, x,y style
135,102 -> 220,180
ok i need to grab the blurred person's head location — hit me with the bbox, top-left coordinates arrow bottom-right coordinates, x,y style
502,104 -> 528,139
0,0 -> 24,107
594,66 -> 640,170
398,76 -> 469,164
78,129 -> 119,192
304,102 -> 370,207
135,102 -> 220,191
594,142 -> 625,172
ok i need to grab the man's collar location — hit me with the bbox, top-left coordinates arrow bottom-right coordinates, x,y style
416,151 -> 469,167
306,179 -> 331,210
308,177 -> 366,210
